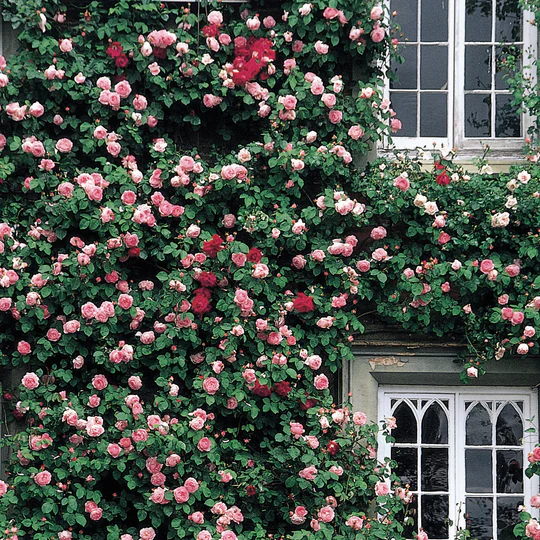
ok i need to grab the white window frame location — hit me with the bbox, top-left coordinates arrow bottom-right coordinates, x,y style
378,386 -> 539,540
383,0 -> 538,157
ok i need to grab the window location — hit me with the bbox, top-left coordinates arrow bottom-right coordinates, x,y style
379,387 -> 539,540
386,0 -> 537,155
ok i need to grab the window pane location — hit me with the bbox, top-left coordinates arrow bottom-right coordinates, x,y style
496,403 -> 523,445
495,45 -> 521,90
497,497 -> 523,538
391,447 -> 418,489
496,450 -> 523,493
495,0 -> 522,42
391,0 -> 418,41
465,0 -> 493,42
420,93 -> 447,137
391,44 -> 418,89
495,94 -> 521,138
391,92 -> 417,137
393,401 -> 417,442
421,448 -> 448,491
466,497 -> 493,540
466,449 -> 493,492
420,46 -> 448,89
466,403 -> 492,444
465,45 -> 492,91
465,94 -> 492,137
422,402 -> 448,444
421,0 -> 448,42
422,495 -> 449,538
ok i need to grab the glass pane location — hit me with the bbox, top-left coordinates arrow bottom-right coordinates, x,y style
396,497 -> 418,539
466,497 -> 493,540
392,447 -> 418,490
391,45 -> 418,89
466,404 -> 492,445
496,403 -> 523,445
393,402 -> 417,442
495,94 -> 521,138
465,94 -> 492,137
422,495 -> 449,538
421,0 -> 448,42
390,92 -> 417,137
420,46 -> 448,89
422,402 -> 448,444
495,45 -> 522,90
465,0 -> 493,42
465,46 -> 492,91
498,497 -> 523,538
466,449 -> 493,493
421,448 -> 448,491
391,0 -> 418,41
420,93 -> 448,137
496,450 -> 523,493
495,0 -> 522,42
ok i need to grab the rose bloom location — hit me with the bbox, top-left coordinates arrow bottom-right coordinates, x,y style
318,506 -> 335,523
22,372 -> 39,389
314,374 -> 329,390
34,470 -> 52,486
202,377 -> 220,395
139,528 -> 156,540
197,437 -> 212,452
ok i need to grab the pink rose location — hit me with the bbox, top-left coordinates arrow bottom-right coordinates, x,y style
56,138 -> 73,153
59,39 -> 72,52
371,24 -> 386,43
480,259 -> 494,274
202,377 -> 220,395
348,125 -> 364,140
190,511 -> 205,524
92,374 -> 108,391
393,175 -> 410,191
314,374 -> 329,390
328,110 -> 343,124
197,437 -> 212,452
121,190 -> 137,206
22,372 -> 39,389
232,253 -> 247,267
34,470 -> 52,486
139,528 -> 156,540
375,481 -> 390,496
505,264 -> 520,277
317,506 -> 335,523
115,80 -> 132,98
356,260 -> 371,273
18,341 -> 32,355
118,294 -> 134,309
184,477 -> 199,493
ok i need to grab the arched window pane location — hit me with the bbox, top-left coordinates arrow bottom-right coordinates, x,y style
393,401 -> 417,443
496,403 -> 523,446
422,402 -> 449,444
466,404 -> 492,445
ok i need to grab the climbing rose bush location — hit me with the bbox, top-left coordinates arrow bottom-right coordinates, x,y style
0,0 -> 411,539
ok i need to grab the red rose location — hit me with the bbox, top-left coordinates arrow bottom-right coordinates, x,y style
153,47 -> 167,59
106,42 -> 123,58
292,292 -> 315,313
202,25 -> 219,37
326,441 -> 340,456
299,397 -> 318,411
247,248 -> 263,263
202,234 -> 224,258
273,381 -> 291,396
192,295 -> 211,316
436,172 -> 451,186
246,485 -> 256,497
193,287 -> 212,299
251,380 -> 272,397
115,54 -> 129,68
198,272 -> 217,288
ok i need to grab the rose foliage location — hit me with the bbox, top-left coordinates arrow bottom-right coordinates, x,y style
0,0 -> 540,539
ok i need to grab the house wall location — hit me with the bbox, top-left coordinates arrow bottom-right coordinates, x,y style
345,341 -> 540,423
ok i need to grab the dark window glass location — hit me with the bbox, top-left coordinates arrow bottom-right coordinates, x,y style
496,403 -> 523,445
465,46 -> 492,91
496,450 -> 523,493
391,447 -> 418,490
422,402 -> 449,444
495,94 -> 521,138
422,495 -> 449,538
466,403 -> 492,444
466,449 -> 493,493
391,92 -> 417,137
391,45 -> 418,90
420,93 -> 448,137
421,448 -> 449,491
391,0 -> 418,41
465,94 -> 492,137
393,401 -> 418,442
420,46 -> 448,89
465,0 -> 492,42
421,0 -> 449,42
466,497 -> 493,540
